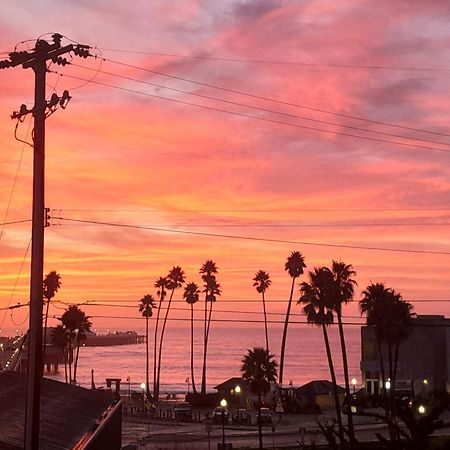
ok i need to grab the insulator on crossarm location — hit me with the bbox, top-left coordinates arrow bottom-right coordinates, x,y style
73,45 -> 90,58
0,59 -> 11,69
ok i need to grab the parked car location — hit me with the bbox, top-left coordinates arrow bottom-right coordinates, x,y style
232,408 -> 250,424
256,407 -> 272,425
174,403 -> 193,422
212,406 -> 229,423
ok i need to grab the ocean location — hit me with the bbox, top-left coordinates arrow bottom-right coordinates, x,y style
44,322 -> 362,393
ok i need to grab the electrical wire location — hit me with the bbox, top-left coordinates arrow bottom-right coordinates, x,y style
69,61 -> 450,149
0,219 -> 32,226
98,49 -> 450,73
53,71 -> 450,154
52,216 -> 450,256
98,56 -> 450,139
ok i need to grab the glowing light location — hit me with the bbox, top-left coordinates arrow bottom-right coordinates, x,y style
423,379 -> 428,385
220,398 -> 228,408
235,385 -> 241,394
385,380 -> 391,390
140,382 -> 146,390
418,405 -> 426,414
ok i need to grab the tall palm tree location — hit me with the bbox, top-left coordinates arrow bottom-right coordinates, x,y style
139,294 -> 156,400
241,347 -> 278,450
50,324 -> 69,383
330,260 -> 357,444
153,276 -> 168,398
280,251 -> 306,386
42,271 -> 61,359
253,270 -> 272,353
299,267 -> 345,446
183,282 -> 200,394
60,305 -> 92,384
155,266 -> 185,400
199,260 -> 221,394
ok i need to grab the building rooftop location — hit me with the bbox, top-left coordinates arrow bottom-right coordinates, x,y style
0,371 -> 115,449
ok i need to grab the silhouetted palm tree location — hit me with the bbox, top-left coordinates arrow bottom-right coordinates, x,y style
139,294 -> 156,400
330,260 -> 357,443
360,283 -> 414,391
60,305 -> 92,384
155,266 -> 185,400
183,282 -> 200,394
360,283 -> 414,442
42,271 -> 61,359
299,267 -> 345,446
51,324 -> 69,383
253,270 -> 272,352
280,251 -> 306,386
153,276 -> 168,398
241,347 -> 278,450
199,260 -> 220,394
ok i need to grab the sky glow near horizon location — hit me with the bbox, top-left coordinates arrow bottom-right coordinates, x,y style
0,0 -> 449,333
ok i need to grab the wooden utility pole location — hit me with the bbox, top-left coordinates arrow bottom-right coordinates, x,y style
2,34 -> 90,449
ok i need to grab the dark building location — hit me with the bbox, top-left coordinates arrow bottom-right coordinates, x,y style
0,372 -> 121,449
360,315 -> 450,395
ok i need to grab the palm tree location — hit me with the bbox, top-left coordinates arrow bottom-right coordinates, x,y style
199,260 -> 221,394
42,271 -> 61,359
360,284 -> 414,391
241,347 -> 278,450
183,282 -> 200,394
153,276 -> 168,398
253,270 -> 272,353
139,294 -> 156,400
279,251 -> 306,386
330,260 -> 357,444
299,267 -> 345,446
60,305 -> 92,384
50,324 -> 69,383
360,283 -> 414,442
155,266 -> 185,400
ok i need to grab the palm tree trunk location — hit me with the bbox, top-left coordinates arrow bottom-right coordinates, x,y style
279,276 -> 295,386
156,289 -> 174,400
42,299 -> 50,362
262,291 -> 269,353
63,349 -> 68,383
322,322 -> 345,447
336,309 -> 355,445
68,337 -> 73,384
201,299 -> 214,395
190,304 -> 197,394
153,300 -> 163,399
201,289 -> 209,395
376,336 -> 386,396
146,316 -> 150,400
73,338 -> 81,383
257,392 -> 263,450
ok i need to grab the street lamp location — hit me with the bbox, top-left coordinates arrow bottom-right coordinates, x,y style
385,380 -> 391,391
351,378 -> 357,394
235,385 -> 241,419
140,382 -> 146,413
220,398 -> 228,447
418,404 -> 426,415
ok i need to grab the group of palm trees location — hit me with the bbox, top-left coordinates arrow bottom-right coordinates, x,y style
42,271 -> 93,385
139,260 -> 221,401
138,251 -> 415,437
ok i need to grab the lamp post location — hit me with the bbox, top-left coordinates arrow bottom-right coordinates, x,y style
140,382 -> 146,413
127,376 -> 131,399
220,398 -> 228,447
235,385 -> 241,420
351,378 -> 357,394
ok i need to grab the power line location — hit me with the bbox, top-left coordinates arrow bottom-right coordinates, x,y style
98,56 -> 450,139
53,72 -> 450,154
69,61 -> 450,149
98,49 -> 450,73
0,219 -> 32,226
53,207 -> 450,213
52,216 -> 450,256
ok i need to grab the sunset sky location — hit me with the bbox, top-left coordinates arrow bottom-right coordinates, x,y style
0,1 -> 449,334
